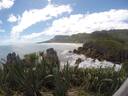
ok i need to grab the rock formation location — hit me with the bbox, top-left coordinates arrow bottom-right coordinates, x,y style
45,48 -> 60,66
6,52 -> 20,64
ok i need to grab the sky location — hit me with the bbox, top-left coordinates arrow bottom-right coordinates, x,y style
0,0 -> 128,45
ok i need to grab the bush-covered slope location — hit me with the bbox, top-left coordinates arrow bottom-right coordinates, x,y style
42,33 -> 89,43
42,29 -> 128,44
73,30 -> 128,64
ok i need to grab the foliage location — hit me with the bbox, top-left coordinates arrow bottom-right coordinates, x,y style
0,52 -> 127,96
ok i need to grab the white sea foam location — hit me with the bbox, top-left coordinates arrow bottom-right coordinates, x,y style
60,50 -> 122,71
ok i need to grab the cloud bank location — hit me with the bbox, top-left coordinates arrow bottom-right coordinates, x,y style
44,9 -> 128,35
21,9 -> 128,41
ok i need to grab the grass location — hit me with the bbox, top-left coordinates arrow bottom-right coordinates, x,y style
0,52 -> 127,96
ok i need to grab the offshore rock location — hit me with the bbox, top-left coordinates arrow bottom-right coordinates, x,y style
6,52 -> 20,64
45,48 -> 60,66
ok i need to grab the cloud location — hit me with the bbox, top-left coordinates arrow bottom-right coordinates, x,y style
47,0 -> 52,4
0,0 -> 15,10
44,9 -> 128,35
22,32 -> 45,40
21,9 -> 128,41
11,3 -> 72,41
8,14 -> 19,23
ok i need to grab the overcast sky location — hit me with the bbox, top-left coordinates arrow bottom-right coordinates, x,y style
0,0 -> 128,44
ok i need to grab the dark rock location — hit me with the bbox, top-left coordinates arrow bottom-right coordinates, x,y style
68,50 -> 72,53
6,52 -> 20,64
73,49 -> 78,54
75,58 -> 82,65
45,48 -> 60,68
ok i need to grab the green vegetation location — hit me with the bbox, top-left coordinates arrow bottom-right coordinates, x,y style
0,52 -> 127,96
42,29 -> 128,44
74,39 -> 128,63
42,29 -> 128,64
1,29 -> 128,95
71,30 -> 128,64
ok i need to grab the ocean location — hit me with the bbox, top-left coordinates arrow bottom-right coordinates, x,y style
0,43 -> 121,70
0,43 -> 82,60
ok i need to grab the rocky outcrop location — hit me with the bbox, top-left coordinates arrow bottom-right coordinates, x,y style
6,52 -> 20,64
45,48 -> 60,65
74,41 -> 128,64
39,48 -> 60,69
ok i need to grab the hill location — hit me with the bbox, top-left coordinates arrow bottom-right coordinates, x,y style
42,29 -> 128,44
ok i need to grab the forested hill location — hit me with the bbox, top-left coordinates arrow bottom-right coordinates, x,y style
42,29 -> 128,43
